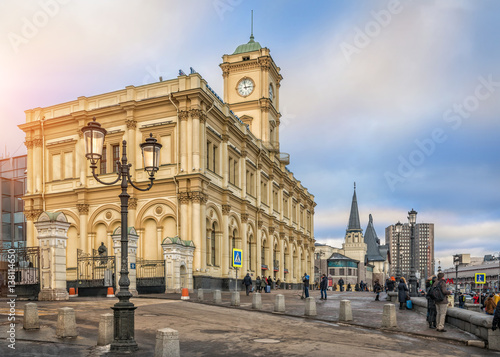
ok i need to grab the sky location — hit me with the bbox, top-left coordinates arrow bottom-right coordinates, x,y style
1,0 -> 499,271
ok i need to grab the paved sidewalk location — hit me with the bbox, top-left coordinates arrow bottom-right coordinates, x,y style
149,289 -> 482,344
0,290 -> 497,356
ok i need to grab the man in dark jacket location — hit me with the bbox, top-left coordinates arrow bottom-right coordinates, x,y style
320,274 -> 328,300
492,299 -> 500,331
303,273 -> 310,298
426,275 -> 437,328
432,272 -> 451,332
338,278 -> 344,292
243,273 -> 252,296
374,280 -> 382,301
387,278 -> 395,292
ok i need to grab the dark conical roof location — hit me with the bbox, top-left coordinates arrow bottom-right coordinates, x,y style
364,214 -> 385,262
347,183 -> 362,232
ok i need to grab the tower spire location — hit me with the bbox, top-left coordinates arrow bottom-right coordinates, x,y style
250,10 -> 254,42
347,183 -> 362,232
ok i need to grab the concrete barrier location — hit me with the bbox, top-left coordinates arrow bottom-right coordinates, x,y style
387,292 -> 398,303
465,303 -> 481,312
231,291 -> 240,306
411,297 -> 499,351
154,328 -> 180,357
23,303 -> 40,330
56,307 -> 77,338
97,313 -> 113,346
252,293 -> 262,310
339,300 -> 352,321
381,304 -> 397,328
197,289 -> 204,301
304,297 -> 316,316
274,294 -> 285,313
213,290 -> 222,304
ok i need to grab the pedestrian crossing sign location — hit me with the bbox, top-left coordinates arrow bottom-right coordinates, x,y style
232,249 -> 242,268
475,273 -> 486,284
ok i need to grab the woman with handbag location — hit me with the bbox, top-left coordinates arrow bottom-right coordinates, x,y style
398,277 -> 409,310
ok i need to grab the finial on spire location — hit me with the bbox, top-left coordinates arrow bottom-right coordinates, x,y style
250,10 -> 254,42
354,182 -> 356,191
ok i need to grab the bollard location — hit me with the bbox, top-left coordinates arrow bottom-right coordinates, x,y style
274,294 -> 285,313
381,304 -> 397,328
69,287 -> 77,297
154,328 -> 180,357
181,288 -> 190,300
56,307 -> 77,338
106,287 -> 114,298
339,300 -> 353,321
304,297 -> 317,316
197,288 -> 204,301
213,290 -> 222,304
97,313 -> 113,346
231,291 -> 240,306
252,292 -> 262,310
23,303 -> 40,330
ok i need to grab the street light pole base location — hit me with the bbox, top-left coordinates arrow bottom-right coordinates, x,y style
110,302 -> 138,352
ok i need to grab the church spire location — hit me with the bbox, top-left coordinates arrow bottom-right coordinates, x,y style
347,182 -> 362,232
250,10 -> 254,42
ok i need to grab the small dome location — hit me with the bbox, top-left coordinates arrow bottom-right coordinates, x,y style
233,35 -> 262,55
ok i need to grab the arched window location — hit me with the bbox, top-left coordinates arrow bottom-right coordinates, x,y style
211,223 -> 216,266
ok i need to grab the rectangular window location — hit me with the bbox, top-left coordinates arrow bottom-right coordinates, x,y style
100,147 -> 107,175
206,142 -> 211,170
213,145 -> 218,173
112,145 -> 120,172
64,152 -> 73,179
52,154 -> 61,180
160,136 -> 171,165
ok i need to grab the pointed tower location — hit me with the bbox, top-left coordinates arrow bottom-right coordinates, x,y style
342,183 -> 367,283
220,13 -> 283,147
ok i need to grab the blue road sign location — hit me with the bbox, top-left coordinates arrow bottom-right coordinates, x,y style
475,273 -> 485,284
130,263 -> 136,269
232,249 -> 242,268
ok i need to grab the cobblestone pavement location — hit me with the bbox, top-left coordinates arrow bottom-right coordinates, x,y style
0,290 -> 498,356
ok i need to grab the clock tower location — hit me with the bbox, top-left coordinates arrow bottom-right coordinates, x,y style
220,34 -> 283,148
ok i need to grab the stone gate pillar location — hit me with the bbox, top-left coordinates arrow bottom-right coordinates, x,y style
34,212 -> 70,301
162,237 -> 195,293
112,226 -> 139,296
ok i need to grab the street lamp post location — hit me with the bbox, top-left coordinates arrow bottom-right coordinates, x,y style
82,118 -> 161,352
395,221 -> 402,279
453,254 -> 460,302
408,209 -> 418,297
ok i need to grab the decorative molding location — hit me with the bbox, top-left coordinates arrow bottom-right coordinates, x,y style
191,191 -> 206,204
126,119 -> 137,129
240,150 -> 247,158
268,227 -> 275,234
279,232 -> 285,239
77,128 -> 83,138
189,109 -> 203,120
178,192 -> 190,204
241,213 -> 249,223
178,110 -> 189,121
222,204 -> 231,215
220,63 -> 230,78
33,138 -> 42,147
258,57 -> 272,71
221,134 -> 229,142
128,198 -> 138,210
24,140 -> 34,149
257,220 -> 264,229
76,204 -> 89,215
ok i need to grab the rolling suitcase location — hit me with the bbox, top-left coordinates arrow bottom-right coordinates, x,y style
265,285 -> 271,293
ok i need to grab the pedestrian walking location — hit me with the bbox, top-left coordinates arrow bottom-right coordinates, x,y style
338,278 -> 344,292
373,280 -> 382,301
432,272 -> 451,332
458,292 -> 466,309
387,278 -> 395,293
243,273 -> 252,296
303,273 -> 310,298
485,294 -> 497,315
320,274 -> 328,300
347,283 -> 351,292
426,275 -> 437,328
492,299 -> 500,331
276,278 -> 281,289
256,276 -> 261,292
261,277 -> 267,293
398,278 -> 409,310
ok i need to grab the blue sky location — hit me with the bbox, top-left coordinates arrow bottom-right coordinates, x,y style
1,0 -> 499,270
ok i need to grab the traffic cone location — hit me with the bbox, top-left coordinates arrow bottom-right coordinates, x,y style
69,287 -> 77,297
181,288 -> 190,300
107,287 -> 115,298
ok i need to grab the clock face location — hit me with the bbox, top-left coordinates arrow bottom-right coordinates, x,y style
269,84 -> 274,102
237,78 -> 254,97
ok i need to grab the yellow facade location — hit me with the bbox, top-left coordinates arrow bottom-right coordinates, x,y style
19,41 -> 316,287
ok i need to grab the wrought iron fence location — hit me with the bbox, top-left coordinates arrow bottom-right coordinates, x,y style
77,250 -> 115,288
136,259 -> 165,287
0,247 -> 40,298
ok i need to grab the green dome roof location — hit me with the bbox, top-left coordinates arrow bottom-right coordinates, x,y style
233,35 -> 262,55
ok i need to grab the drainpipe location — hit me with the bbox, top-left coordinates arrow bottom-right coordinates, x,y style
169,94 -> 181,237
41,117 -> 46,211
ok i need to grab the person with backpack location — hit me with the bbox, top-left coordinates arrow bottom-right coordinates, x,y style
425,275 -> 437,328
320,274 -> 328,300
242,273 -> 253,296
373,280 -> 382,301
302,273 -> 310,298
432,272 -> 451,332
